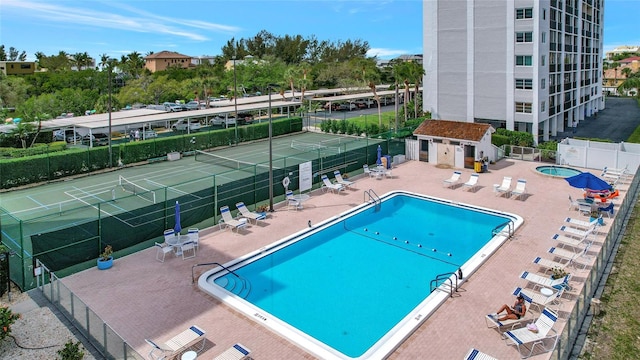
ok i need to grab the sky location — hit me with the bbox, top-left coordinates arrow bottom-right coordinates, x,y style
0,0 -> 639,63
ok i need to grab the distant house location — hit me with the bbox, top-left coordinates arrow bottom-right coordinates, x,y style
603,56 -> 640,95
144,51 -> 193,72
413,120 -> 494,169
0,61 -> 36,75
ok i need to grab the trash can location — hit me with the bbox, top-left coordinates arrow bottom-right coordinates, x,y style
482,162 -> 488,173
384,155 -> 392,169
474,161 -> 482,173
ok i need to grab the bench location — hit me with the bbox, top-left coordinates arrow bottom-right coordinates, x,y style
145,325 -> 206,360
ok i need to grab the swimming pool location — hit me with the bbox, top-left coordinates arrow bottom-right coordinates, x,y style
535,165 -> 582,178
199,191 -> 522,359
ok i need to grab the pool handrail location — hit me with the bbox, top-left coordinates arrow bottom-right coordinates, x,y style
364,189 -> 381,210
492,219 -> 515,239
429,271 -> 461,297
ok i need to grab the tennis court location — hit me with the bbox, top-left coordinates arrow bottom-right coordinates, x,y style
0,131 -> 400,290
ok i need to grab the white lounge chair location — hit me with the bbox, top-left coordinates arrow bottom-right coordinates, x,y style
564,215 -> 602,230
236,202 -> 266,224
334,170 -> 355,188
548,245 -> 591,270
443,171 -> 461,188
532,256 -> 573,277
559,224 -> 596,239
503,308 -> 559,359
321,174 -> 344,194
514,286 -> 564,314
485,293 -> 533,337
511,179 -> 527,200
145,325 -> 206,360
462,173 -> 480,192
463,348 -> 497,360
552,231 -> 594,250
213,343 -> 251,360
220,206 -> 247,233
495,176 -> 512,197
520,270 -> 571,291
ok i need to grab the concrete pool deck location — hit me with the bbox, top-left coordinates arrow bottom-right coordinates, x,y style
60,159 -> 624,359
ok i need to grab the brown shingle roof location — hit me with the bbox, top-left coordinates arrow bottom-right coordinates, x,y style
144,51 -> 191,59
413,120 -> 491,142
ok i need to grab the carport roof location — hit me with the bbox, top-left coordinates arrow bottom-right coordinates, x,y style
44,100 -> 301,130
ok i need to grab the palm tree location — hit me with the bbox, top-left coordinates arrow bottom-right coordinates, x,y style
99,53 -> 109,71
368,81 -> 382,128
406,62 -> 426,118
284,66 -> 299,99
611,61 -> 620,94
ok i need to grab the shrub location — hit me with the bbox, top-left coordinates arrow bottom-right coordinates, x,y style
57,339 -> 85,360
0,306 -> 20,341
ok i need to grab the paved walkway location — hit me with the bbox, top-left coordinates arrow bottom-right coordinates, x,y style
50,158 -> 626,360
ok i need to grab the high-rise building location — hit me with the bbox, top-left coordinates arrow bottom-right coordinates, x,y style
423,0 -> 604,144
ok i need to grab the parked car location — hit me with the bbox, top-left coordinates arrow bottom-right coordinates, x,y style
338,102 -> 357,111
82,133 -> 109,146
184,101 -> 201,110
171,119 -> 201,132
53,129 -> 82,143
210,115 -> 236,126
355,99 -> 376,109
163,102 -> 183,112
236,113 -> 254,125
323,102 -> 340,111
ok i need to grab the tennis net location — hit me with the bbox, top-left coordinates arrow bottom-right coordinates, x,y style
119,175 -> 157,203
194,150 -> 273,173
290,140 -> 341,154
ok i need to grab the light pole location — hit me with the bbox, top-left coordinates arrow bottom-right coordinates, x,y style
107,59 -> 113,167
267,85 -> 275,211
232,56 -> 238,145
266,84 -> 281,212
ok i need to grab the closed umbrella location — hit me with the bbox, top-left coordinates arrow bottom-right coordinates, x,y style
174,201 -> 182,234
376,145 -> 382,166
565,172 -> 611,191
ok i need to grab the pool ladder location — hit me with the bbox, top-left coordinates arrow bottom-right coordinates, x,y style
364,189 -> 381,211
429,270 -> 462,297
492,219 -> 515,240
191,262 -> 252,299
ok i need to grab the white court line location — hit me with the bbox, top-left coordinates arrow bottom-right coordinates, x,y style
145,179 -> 203,200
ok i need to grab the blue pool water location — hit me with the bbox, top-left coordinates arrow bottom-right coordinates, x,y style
536,165 -> 582,177
199,191 -> 522,359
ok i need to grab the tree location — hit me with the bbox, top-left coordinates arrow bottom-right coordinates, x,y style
405,62 -> 425,119
618,77 -> 640,98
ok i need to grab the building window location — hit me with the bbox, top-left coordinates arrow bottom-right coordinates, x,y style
541,78 -> 546,89
543,9 -> 546,20
515,102 -> 533,113
515,79 -> 533,89
541,55 -> 546,66
541,101 -> 546,112
541,32 -> 546,43
516,55 -> 533,66
516,32 -> 533,43
516,8 -> 533,19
